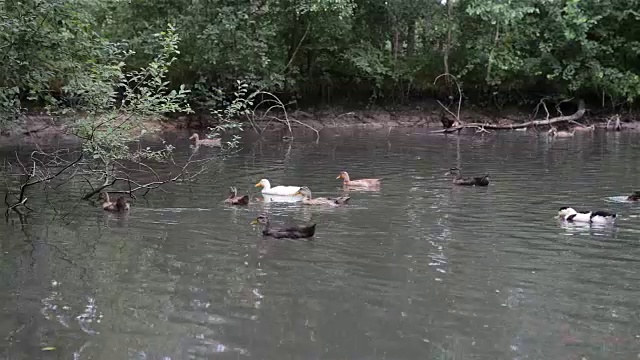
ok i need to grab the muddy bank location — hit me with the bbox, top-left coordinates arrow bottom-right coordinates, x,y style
0,113 -> 180,147
2,106 -> 639,146
170,103 -> 640,132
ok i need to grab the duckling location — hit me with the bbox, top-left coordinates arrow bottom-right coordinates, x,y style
224,186 -> 249,205
627,191 -> 640,201
547,127 -> 575,138
189,133 -> 222,147
250,214 -> 316,239
336,171 -> 381,188
557,207 -> 617,224
295,186 -> 350,206
99,192 -> 130,212
446,168 -> 489,186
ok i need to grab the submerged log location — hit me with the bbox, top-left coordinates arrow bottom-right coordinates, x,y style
433,99 -> 586,134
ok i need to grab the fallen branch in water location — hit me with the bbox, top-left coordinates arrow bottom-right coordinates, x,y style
432,99 -> 586,134
4,143 -> 222,215
249,91 -> 320,141
5,149 -> 85,213
79,150 -> 217,200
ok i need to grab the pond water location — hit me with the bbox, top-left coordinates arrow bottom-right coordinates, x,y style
0,128 -> 639,359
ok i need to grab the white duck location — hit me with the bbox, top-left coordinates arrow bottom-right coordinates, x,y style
557,207 -> 617,224
255,179 -> 301,196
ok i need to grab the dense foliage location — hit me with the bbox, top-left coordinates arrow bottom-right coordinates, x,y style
1,0 -> 640,119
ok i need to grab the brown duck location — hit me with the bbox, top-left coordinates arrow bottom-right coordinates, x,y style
548,127 -> 575,138
447,168 -> 490,186
336,171 -> 381,187
224,186 -> 249,205
295,186 -> 350,206
99,192 -> 131,212
190,133 -> 222,147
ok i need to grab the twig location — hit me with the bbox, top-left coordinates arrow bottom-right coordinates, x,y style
250,92 -> 321,139
434,73 -> 463,126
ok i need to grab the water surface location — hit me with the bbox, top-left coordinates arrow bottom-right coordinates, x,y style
1,128 -> 639,359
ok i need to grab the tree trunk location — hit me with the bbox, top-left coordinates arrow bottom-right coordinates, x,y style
443,0 -> 453,77
392,29 -> 400,62
407,21 -> 416,57
485,23 -> 500,83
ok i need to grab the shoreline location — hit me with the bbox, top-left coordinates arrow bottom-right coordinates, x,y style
1,106 -> 639,146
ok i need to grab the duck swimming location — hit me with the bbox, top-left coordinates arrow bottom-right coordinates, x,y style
557,207 -> 617,224
250,214 -> 316,239
224,186 -> 249,205
255,179 -> 301,196
295,186 -> 350,206
627,191 -> 640,201
99,192 -> 130,212
336,171 -> 381,187
446,168 -> 489,186
548,128 -> 575,138
190,133 -> 222,147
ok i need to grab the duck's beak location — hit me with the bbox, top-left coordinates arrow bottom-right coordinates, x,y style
254,182 -> 262,187
250,219 -> 259,225
294,191 -> 301,196
336,175 -> 342,179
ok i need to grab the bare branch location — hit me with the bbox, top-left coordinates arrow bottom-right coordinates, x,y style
434,73 -> 463,126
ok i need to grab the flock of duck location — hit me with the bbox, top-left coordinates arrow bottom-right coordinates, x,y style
97,155 -> 639,237
96,168 -> 497,238
247,169 -> 498,238
247,171 -> 381,239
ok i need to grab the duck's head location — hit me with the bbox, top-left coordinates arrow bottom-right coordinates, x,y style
295,186 -> 312,198
98,192 -> 110,202
628,191 -> 640,201
446,167 -> 461,176
228,186 -> 238,197
250,213 -> 270,225
115,196 -> 130,211
255,179 -> 270,188
336,171 -> 348,180
189,133 -> 198,140
558,206 -> 577,218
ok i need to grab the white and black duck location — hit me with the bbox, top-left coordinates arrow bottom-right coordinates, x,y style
557,207 -> 617,224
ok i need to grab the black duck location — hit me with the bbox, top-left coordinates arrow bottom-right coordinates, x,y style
250,214 -> 316,239
447,168 -> 490,186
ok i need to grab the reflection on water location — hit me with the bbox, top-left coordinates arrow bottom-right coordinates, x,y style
0,128 -> 640,359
